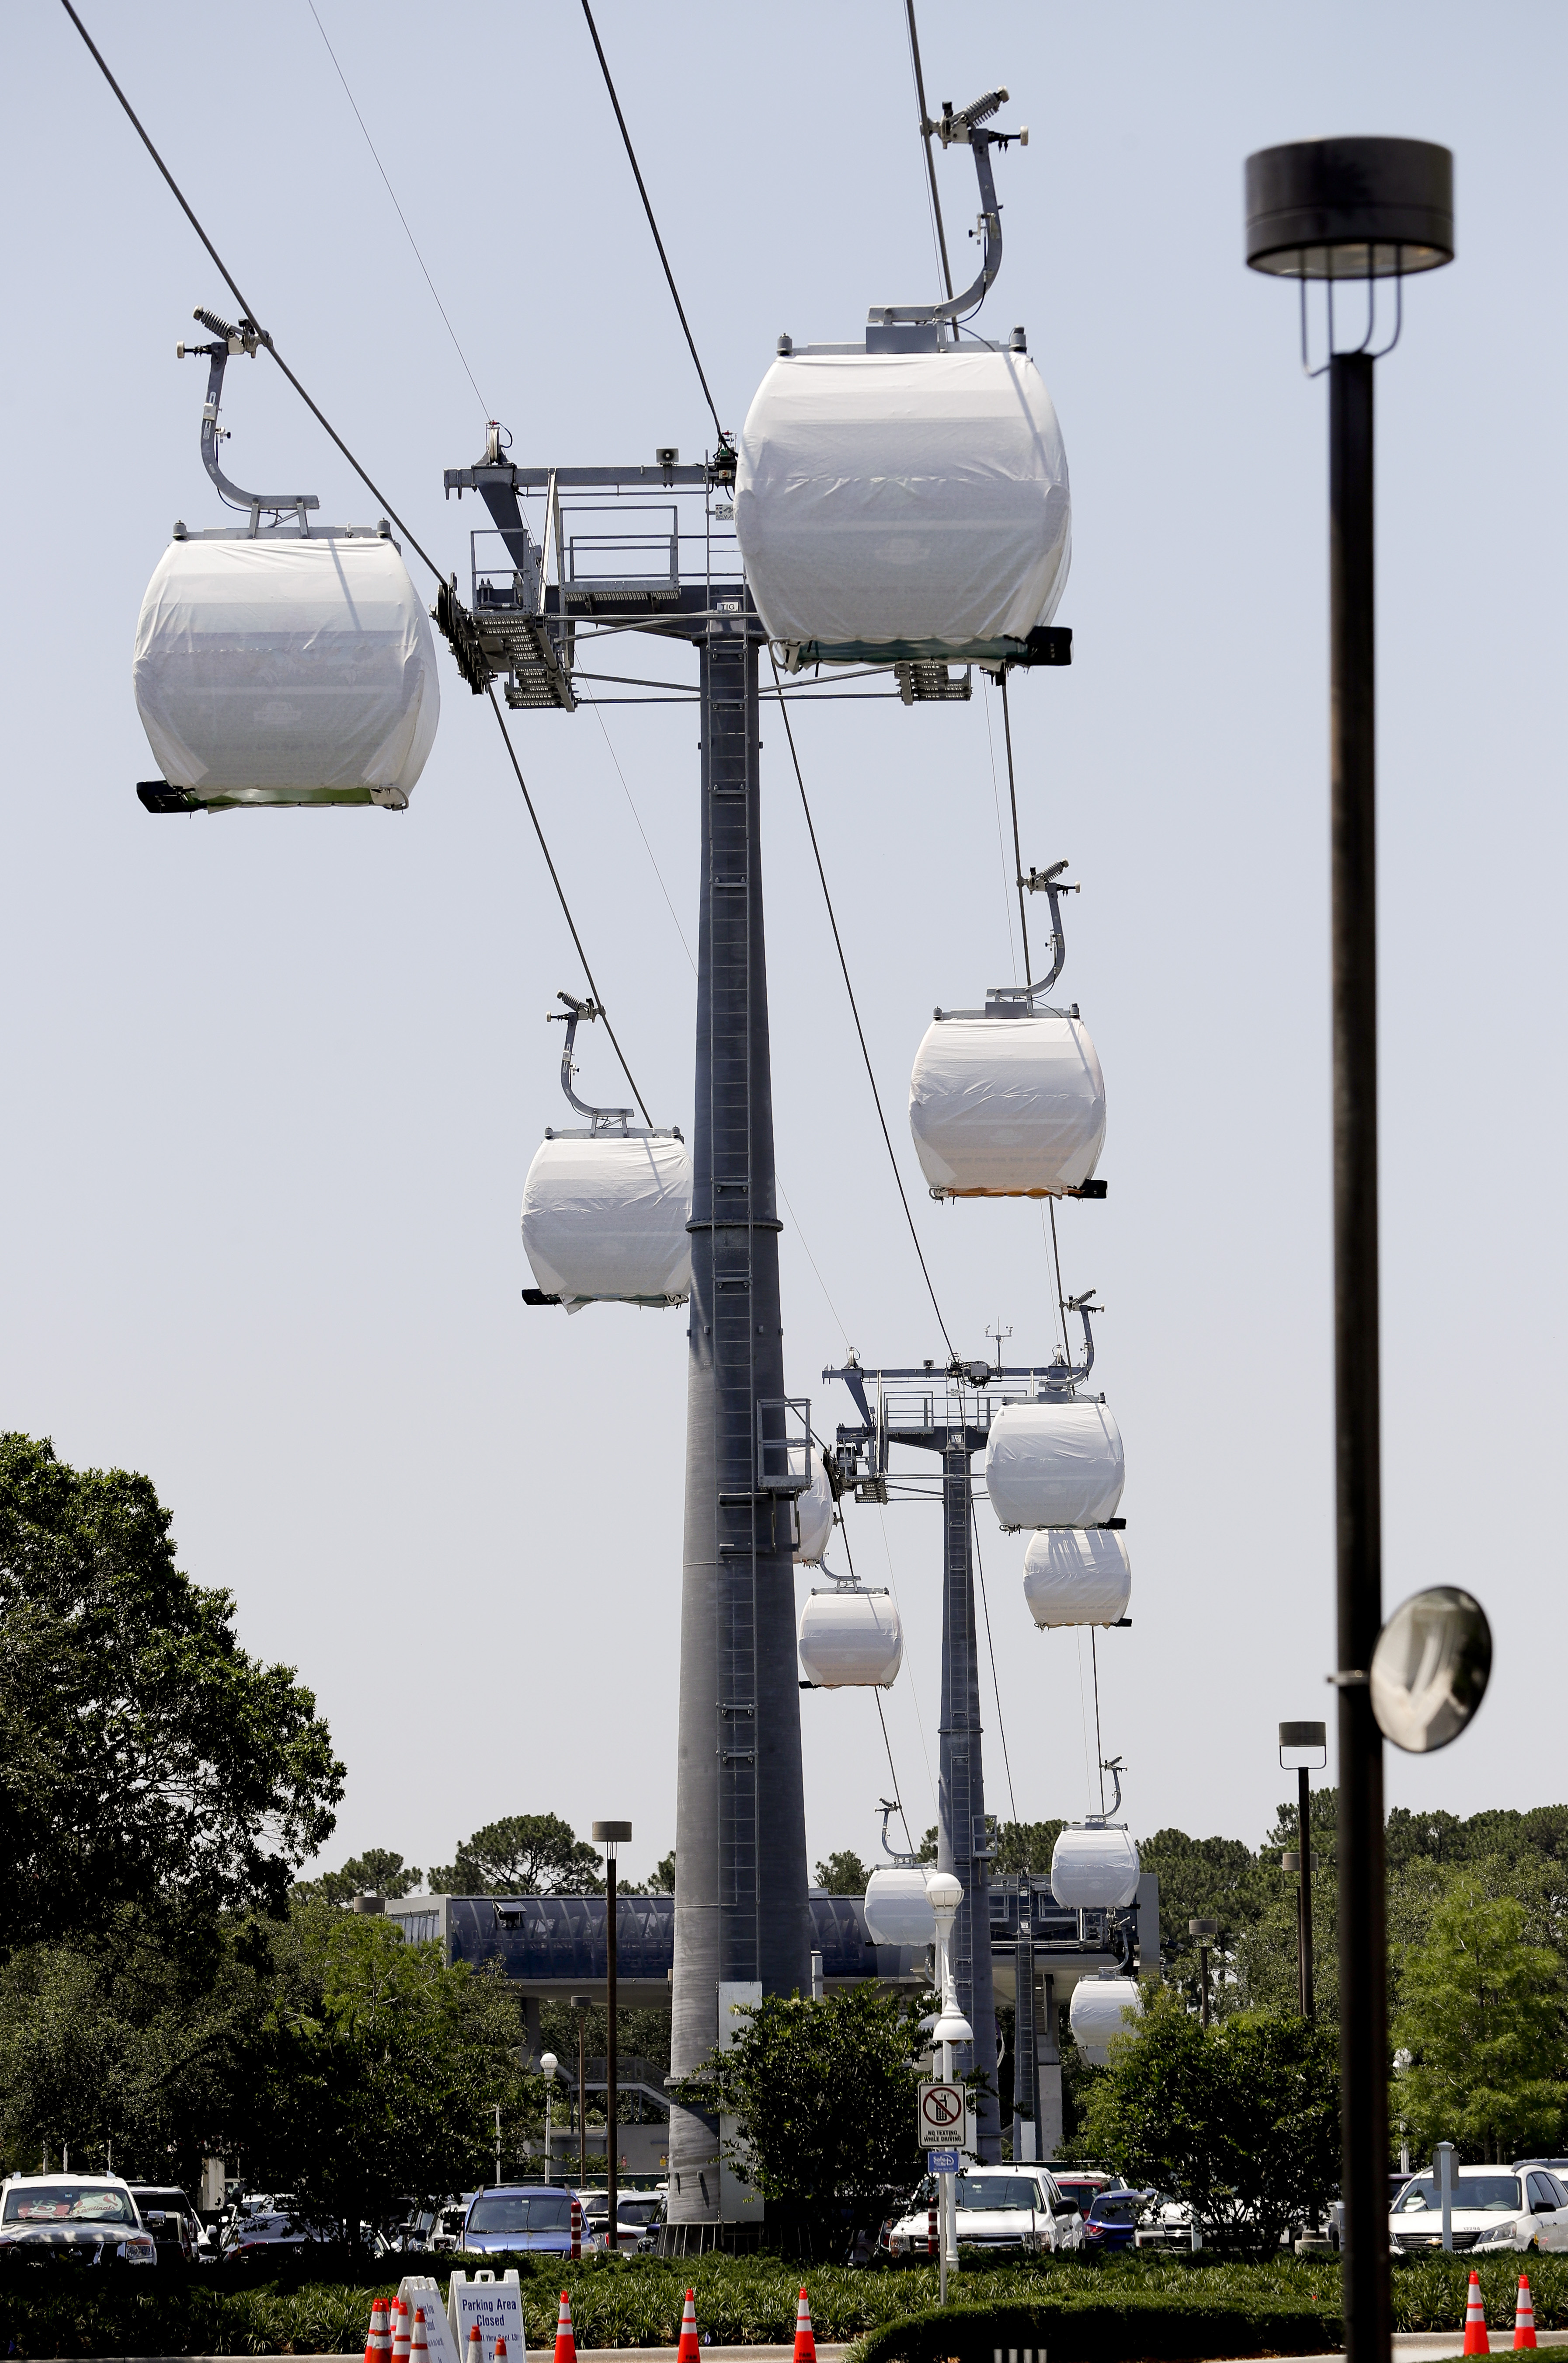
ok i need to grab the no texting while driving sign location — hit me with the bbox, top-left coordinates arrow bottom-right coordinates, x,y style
918,2080 -> 965,2143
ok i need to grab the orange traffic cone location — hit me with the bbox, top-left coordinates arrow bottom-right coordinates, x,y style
554,2291 -> 578,2363
392,2302 -> 410,2363
793,2289 -> 817,2363
466,2325 -> 484,2363
677,2289 -> 701,2363
366,2299 -> 392,2363
410,2311 -> 431,2363
495,2345 -> 508,2363
1463,2269 -> 1491,2357
1514,2276 -> 1537,2352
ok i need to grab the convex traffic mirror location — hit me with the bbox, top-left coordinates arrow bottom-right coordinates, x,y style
1370,1586 -> 1491,1753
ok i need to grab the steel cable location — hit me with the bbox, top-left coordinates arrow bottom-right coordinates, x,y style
57,0 -> 446,586
579,0 -> 727,448
769,654 -> 956,1361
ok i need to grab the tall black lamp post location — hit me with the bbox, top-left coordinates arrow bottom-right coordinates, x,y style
1279,1721 -> 1328,2019
1245,138 -> 1455,2363
1189,1919 -> 1219,2028
594,1822 -> 632,2248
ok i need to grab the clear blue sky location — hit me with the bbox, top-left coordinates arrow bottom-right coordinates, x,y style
2,1 -> 1563,1889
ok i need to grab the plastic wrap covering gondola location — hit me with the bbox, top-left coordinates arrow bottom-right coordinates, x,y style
793,1448 -> 835,1566
797,1585 -> 903,1689
862,1865 -> 936,1948
132,536 -> 440,809
734,350 -> 1071,656
1023,1529 -> 1131,1628
1068,1972 -> 1144,2066
909,1012 -> 1105,1199
984,1399 -> 1125,1530
1050,1825 -> 1141,1911
521,1134 -> 693,1310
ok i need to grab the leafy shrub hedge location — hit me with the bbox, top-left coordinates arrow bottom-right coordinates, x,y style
0,2246 -> 1559,2357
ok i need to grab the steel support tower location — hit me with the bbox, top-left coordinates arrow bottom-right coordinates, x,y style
438,456 -> 810,2228
825,1358 -> 1073,2164
670,618 -> 810,2221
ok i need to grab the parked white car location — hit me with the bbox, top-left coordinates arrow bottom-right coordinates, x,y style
1391,2168 -> 1568,2255
885,2166 -> 1084,2259
0,2175 -> 157,2264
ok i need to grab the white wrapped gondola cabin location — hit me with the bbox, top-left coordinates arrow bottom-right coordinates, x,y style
797,1586 -> 903,1689
862,1865 -> 936,1947
984,1398 -> 1125,1530
1050,1825 -> 1141,1910
1068,1973 -> 1144,2065
734,349 -> 1071,661
909,1012 -> 1105,1199
793,1449 -> 834,1566
521,1133 -> 692,1310
1022,1529 -> 1131,1627
133,535 -> 440,809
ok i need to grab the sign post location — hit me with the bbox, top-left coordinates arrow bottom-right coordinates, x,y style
919,2084 -> 965,2308
1434,2141 -> 1456,2254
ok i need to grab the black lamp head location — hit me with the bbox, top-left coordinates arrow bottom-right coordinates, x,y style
1245,137 -> 1454,279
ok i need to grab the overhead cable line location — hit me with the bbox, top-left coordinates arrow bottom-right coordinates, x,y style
578,0 -> 727,448
903,0 -> 954,303
305,0 -> 490,420
969,1499 -> 1019,1824
59,0 -> 657,1122
486,687 -> 652,1126
1000,675 -> 1033,984
56,0 -> 445,587
838,1517 -> 918,1860
982,685 -> 1019,984
769,654 -> 956,1361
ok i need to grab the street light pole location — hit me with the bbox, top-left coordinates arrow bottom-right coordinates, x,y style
595,1822 -> 632,2251
1189,1919 -> 1218,2029
1279,1723 -> 1328,2020
571,1995 -> 591,2196
1246,136 -> 1454,2363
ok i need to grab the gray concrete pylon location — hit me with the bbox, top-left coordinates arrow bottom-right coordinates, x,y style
666,624 -> 811,2224
938,1442 -> 1000,2159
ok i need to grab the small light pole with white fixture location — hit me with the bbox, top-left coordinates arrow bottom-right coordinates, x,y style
926,1869 -> 972,2304
1279,1722 -> 1328,2020
540,2052 -> 559,2186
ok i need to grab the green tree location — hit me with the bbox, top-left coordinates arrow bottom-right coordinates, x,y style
1392,1872 -> 1568,2161
1080,1986 -> 1339,2253
994,1820 -> 1067,1876
428,1814 -> 604,1896
241,1906 -> 537,2238
296,1850 -> 423,1906
0,1434 -> 343,1946
814,1849 -> 871,1893
677,1985 -> 926,2225
623,1849 -> 676,1896
1137,1828 -> 1271,2009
